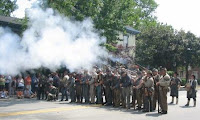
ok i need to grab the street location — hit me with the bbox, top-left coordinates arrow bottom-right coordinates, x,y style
0,90 -> 199,120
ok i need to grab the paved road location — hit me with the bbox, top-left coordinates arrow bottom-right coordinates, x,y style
0,90 -> 199,120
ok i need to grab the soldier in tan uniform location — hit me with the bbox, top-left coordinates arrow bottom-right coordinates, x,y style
142,71 -> 154,112
156,68 -> 170,114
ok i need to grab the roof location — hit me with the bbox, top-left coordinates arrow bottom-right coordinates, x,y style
0,16 -> 23,34
125,26 -> 140,35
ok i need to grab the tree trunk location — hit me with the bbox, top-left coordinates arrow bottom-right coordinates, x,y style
186,64 -> 189,82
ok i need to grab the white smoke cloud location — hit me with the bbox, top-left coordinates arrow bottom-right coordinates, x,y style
0,7 -> 107,75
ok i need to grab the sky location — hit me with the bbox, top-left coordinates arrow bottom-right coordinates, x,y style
12,0 -> 200,37
155,0 -> 200,37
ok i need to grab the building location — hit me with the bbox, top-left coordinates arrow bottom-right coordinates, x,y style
0,15 -> 23,34
117,26 -> 140,60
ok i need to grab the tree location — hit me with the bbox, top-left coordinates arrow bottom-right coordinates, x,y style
45,0 -> 158,44
0,0 -> 17,16
177,31 -> 200,80
135,23 -> 177,70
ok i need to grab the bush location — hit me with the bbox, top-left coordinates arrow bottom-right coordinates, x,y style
197,79 -> 200,85
167,71 -> 174,77
181,78 -> 187,86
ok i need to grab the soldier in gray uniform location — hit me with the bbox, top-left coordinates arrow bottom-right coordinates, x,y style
104,70 -> 113,106
152,68 -> 160,110
170,72 -> 181,104
81,70 -> 91,104
89,71 -> 96,104
156,68 -> 170,114
68,73 -> 75,103
185,75 -> 198,107
111,70 -> 121,107
142,71 -> 154,112
95,70 -> 104,104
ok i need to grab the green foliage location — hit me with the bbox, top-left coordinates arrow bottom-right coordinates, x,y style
181,78 -> 187,86
45,0 -> 158,44
167,71 -> 174,77
0,0 -> 17,16
104,44 -> 117,52
135,22 -> 200,71
135,23 -> 176,69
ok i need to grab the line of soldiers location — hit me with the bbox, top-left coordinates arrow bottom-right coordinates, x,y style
55,67 -> 172,114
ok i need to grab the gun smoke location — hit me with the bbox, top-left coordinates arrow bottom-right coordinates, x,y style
0,7 -> 107,75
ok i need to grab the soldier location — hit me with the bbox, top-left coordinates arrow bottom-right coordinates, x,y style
37,75 -> 45,100
156,68 -> 170,114
89,71 -> 96,104
47,84 -> 58,101
68,73 -> 76,103
44,77 -> 52,100
81,70 -> 91,104
95,70 -> 104,104
170,72 -> 181,104
104,69 -> 113,106
111,70 -> 121,107
131,72 -> 137,109
60,72 -> 69,101
142,71 -> 154,112
133,71 -> 143,110
74,73 -> 82,103
53,72 -> 60,100
185,75 -> 198,107
120,71 -> 131,109
152,68 -> 160,111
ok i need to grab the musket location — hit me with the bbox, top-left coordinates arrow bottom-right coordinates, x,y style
158,85 -> 160,113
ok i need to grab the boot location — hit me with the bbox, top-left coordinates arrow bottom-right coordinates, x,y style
176,98 -> 178,104
170,97 -> 174,104
185,100 -> 190,106
194,100 -> 196,107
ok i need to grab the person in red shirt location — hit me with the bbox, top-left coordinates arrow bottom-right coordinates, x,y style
25,74 -> 32,92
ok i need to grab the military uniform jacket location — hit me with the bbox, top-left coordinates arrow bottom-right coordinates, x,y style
144,77 -> 154,95
120,75 -> 131,88
111,74 -> 120,89
153,74 -> 160,91
159,73 -> 170,90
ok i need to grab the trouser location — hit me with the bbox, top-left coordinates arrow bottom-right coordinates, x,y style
113,89 -> 120,107
132,89 -> 136,108
136,89 -> 143,108
61,87 -> 68,100
96,85 -> 103,104
76,85 -> 82,102
122,87 -> 130,108
105,86 -> 112,105
0,85 -> 5,91
26,85 -> 31,92
55,86 -> 59,100
5,83 -> 9,91
144,95 -> 153,111
188,98 -> 196,101
90,85 -> 95,103
159,88 -> 168,111
69,87 -> 75,102
10,87 -> 16,96
153,90 -> 158,110
38,88 -> 45,100
82,85 -> 89,103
